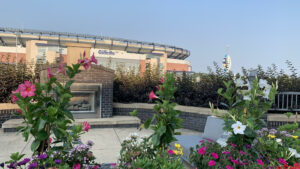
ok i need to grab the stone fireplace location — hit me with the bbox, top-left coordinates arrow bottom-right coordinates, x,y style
40,64 -> 114,118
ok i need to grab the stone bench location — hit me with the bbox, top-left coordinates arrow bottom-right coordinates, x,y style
171,116 -> 227,164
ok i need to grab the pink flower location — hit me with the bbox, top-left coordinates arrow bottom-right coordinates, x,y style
47,68 -> 55,80
226,166 -> 234,169
208,160 -> 216,166
222,151 -> 230,155
207,138 -> 214,142
90,53 -> 98,64
48,137 -> 52,144
73,164 -> 81,169
198,147 -> 207,155
168,150 -> 175,154
210,153 -> 218,159
229,143 -> 237,147
257,159 -> 263,166
149,91 -> 158,101
239,151 -> 246,155
19,81 -> 36,98
160,77 -> 164,83
278,158 -> 287,165
200,140 -> 205,143
82,121 -> 91,132
93,166 -> 99,169
82,58 -> 92,70
11,89 -> 20,103
231,159 -> 239,165
110,163 -> 116,167
78,58 -> 84,64
58,63 -> 65,74
83,51 -> 86,57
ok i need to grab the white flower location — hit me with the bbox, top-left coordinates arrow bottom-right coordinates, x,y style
234,78 -> 244,87
246,80 -> 252,90
216,138 -> 228,147
276,138 -> 282,145
243,95 -> 251,101
259,79 -> 268,88
263,87 -> 271,99
289,148 -> 300,158
231,121 -> 247,135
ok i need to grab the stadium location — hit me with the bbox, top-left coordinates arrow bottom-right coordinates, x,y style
0,27 -> 191,73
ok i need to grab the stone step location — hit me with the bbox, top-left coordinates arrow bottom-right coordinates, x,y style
2,116 -> 140,132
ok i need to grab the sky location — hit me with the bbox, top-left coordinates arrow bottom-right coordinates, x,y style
1,0 -> 300,74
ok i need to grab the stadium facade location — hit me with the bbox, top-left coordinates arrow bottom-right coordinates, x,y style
0,27 -> 191,73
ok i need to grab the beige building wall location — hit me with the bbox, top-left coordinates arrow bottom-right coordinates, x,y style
152,51 -> 167,74
66,43 -> 92,66
46,50 -> 59,64
25,40 -> 47,65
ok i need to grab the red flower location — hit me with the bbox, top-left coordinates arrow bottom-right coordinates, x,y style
160,77 -> 164,83
19,81 -> 36,98
16,110 -> 22,115
208,160 -> 216,166
47,68 -> 55,80
82,121 -> 91,132
149,91 -> 158,101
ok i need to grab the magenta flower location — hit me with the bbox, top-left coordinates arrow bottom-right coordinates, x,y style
278,158 -> 287,165
257,159 -> 263,166
239,151 -> 246,155
149,91 -> 158,101
19,81 -> 36,98
73,164 -> 81,169
82,58 -> 92,70
198,147 -> 207,155
208,160 -> 216,166
226,166 -> 233,169
168,150 -> 175,154
93,165 -> 99,169
210,152 -> 218,159
207,138 -> 214,142
231,159 -> 239,165
78,58 -> 84,64
222,151 -> 230,155
82,121 -> 91,132
83,51 -> 86,57
48,137 -> 52,144
58,63 -> 65,74
90,53 -> 98,64
156,86 -> 164,91
200,140 -> 205,143
111,163 -> 117,167
47,68 -> 54,80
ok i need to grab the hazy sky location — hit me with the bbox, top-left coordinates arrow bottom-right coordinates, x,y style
1,0 -> 300,74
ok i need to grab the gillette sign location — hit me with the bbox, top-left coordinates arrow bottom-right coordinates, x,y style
98,50 -> 115,55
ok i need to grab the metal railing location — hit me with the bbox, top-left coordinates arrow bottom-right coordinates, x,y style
271,92 -> 300,111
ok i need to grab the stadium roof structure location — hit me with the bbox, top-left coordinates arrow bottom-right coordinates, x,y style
0,27 -> 190,60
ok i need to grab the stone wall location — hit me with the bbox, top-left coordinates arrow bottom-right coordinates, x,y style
40,64 -> 114,118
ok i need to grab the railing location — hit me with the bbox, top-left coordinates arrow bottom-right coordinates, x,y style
270,92 -> 300,112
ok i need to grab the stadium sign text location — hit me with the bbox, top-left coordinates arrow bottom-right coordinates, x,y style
98,50 -> 115,55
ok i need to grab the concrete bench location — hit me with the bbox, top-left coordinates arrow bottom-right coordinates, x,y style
171,116 -> 227,164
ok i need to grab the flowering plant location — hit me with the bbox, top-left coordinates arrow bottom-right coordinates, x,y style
142,73 -> 183,150
214,78 -> 277,148
118,133 -> 156,169
10,53 -> 97,155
